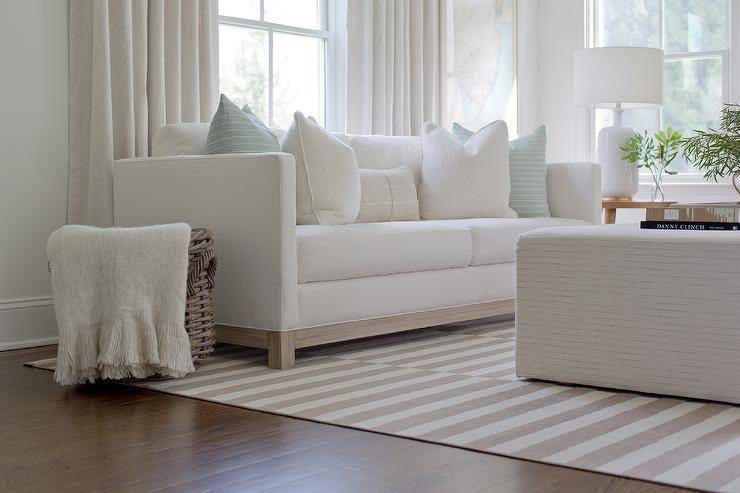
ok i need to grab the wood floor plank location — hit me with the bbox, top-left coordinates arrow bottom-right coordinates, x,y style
1,345 -> 692,493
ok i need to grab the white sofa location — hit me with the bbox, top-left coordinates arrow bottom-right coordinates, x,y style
113,123 -> 601,368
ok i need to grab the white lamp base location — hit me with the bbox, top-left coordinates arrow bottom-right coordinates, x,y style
597,113 -> 639,199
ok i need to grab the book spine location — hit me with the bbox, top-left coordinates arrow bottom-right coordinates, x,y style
652,207 -> 740,222
641,221 -> 740,231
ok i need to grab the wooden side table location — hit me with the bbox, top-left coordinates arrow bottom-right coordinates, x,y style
602,199 -> 676,224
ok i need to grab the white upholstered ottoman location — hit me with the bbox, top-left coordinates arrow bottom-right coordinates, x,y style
515,224 -> 740,404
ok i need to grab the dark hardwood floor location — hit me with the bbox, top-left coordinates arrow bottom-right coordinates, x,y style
1,345 -> 692,493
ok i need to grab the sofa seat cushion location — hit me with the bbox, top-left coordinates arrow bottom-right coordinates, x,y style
457,217 -> 591,266
297,221 -> 472,283
296,217 -> 590,283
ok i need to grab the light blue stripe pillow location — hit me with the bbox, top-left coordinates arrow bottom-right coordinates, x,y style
452,123 -> 550,218
206,94 -> 280,154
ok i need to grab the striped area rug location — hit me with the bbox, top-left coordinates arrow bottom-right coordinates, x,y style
28,318 -> 740,493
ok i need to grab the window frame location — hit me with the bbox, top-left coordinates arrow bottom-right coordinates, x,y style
218,0 -> 346,131
586,0 -> 738,184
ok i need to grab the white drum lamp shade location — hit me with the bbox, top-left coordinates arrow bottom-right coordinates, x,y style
574,47 -> 664,200
575,47 -> 663,108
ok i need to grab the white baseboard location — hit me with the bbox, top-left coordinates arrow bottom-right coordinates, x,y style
0,296 -> 58,351
0,336 -> 58,351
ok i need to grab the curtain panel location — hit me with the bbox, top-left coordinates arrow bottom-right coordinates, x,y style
68,0 -> 219,226
346,0 -> 441,136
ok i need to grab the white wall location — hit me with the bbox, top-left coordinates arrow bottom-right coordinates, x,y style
0,0 -> 68,349
537,0 -> 589,162
516,0 -> 540,136
517,0 -> 586,162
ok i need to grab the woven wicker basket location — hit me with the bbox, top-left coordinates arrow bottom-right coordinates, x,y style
186,228 -> 217,367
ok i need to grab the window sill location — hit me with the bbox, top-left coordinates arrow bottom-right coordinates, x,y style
636,181 -> 738,202
638,172 -> 731,184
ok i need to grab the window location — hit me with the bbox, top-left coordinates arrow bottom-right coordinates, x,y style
219,0 -> 343,129
590,0 -> 734,173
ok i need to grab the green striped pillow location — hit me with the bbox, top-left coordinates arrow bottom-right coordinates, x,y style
452,123 -> 550,218
206,94 -> 280,154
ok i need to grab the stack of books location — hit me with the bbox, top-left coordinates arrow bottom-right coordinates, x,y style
641,202 -> 740,231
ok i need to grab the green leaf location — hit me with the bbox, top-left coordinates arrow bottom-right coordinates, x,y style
681,103 -> 740,181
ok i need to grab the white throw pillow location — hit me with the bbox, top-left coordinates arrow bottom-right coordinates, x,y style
419,121 -> 517,219
281,112 -> 361,225
355,167 -> 420,223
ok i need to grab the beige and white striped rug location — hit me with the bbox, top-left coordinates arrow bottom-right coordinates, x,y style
28,318 -> 740,493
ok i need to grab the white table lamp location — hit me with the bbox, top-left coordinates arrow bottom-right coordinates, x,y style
575,47 -> 663,199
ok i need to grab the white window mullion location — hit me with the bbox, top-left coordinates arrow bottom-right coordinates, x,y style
732,0 -> 740,102
268,29 -> 274,127
658,0 -> 665,132
665,49 -> 731,60
659,0 -> 665,50
320,39 -> 327,128
723,50 -> 731,104
219,16 -> 330,38
319,0 -> 328,30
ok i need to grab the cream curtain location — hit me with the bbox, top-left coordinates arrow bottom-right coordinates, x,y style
68,0 -> 219,226
346,0 -> 441,136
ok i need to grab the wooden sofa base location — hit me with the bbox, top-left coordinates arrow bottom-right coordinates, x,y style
215,299 -> 515,370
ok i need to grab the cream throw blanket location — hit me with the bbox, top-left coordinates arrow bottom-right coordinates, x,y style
48,224 -> 195,385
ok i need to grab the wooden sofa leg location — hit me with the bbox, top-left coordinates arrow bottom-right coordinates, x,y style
267,331 -> 295,370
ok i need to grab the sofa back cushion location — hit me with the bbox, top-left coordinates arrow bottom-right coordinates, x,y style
340,135 -> 422,182
153,123 -> 286,156
152,124 -> 422,177
153,123 -> 211,156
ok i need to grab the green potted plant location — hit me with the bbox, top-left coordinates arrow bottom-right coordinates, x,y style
682,103 -> 740,195
621,127 -> 683,201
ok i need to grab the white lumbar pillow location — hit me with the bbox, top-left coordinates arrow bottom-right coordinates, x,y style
281,112 -> 361,225
419,121 -> 517,219
355,166 -> 420,223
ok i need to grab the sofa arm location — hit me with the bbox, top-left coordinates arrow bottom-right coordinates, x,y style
113,153 -> 299,330
547,162 -> 602,224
